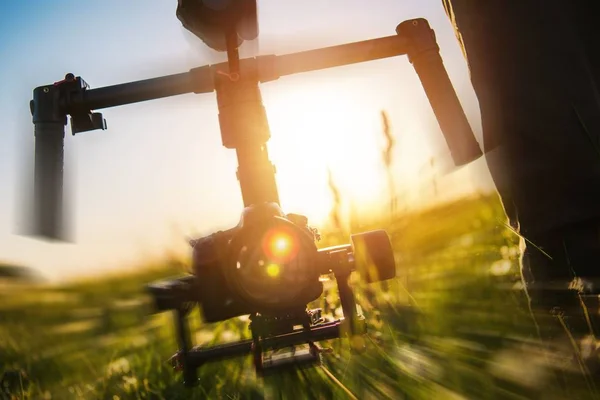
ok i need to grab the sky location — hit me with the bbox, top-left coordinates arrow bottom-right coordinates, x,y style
0,0 -> 495,281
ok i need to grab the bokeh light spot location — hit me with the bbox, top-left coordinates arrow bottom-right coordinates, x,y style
266,263 -> 281,278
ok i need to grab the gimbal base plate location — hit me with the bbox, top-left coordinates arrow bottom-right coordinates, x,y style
260,344 -> 322,375
180,317 -> 364,369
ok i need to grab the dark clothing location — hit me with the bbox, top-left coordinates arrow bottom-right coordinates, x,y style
443,0 -> 600,340
443,0 -> 600,237
522,219 -> 600,337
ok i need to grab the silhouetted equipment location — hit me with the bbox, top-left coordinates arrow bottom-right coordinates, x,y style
176,0 -> 259,52
27,0 -> 481,386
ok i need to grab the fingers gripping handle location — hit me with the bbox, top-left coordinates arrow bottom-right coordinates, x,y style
31,85 -> 67,240
397,19 -> 482,166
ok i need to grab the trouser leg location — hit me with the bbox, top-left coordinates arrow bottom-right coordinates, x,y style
521,220 -> 600,342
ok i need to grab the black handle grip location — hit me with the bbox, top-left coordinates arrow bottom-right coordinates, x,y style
398,19 -> 482,166
33,121 -> 65,240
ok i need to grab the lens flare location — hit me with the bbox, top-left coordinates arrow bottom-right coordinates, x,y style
266,263 -> 281,278
271,235 -> 291,258
231,222 -> 318,308
274,237 -> 288,253
262,228 -> 299,263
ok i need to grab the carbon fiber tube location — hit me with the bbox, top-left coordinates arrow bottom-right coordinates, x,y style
275,35 -> 409,78
411,51 -> 482,166
397,19 -> 482,166
186,320 -> 342,367
69,67 -> 214,112
33,122 -> 65,240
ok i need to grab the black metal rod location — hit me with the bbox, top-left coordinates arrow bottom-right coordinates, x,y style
275,35 -> 409,77
410,50 -> 482,165
396,19 -> 482,166
186,320 -> 342,367
174,309 -> 198,387
189,339 -> 253,364
31,83 -> 67,241
62,35 -> 409,114
226,30 -> 241,75
235,145 -> 280,206
68,67 -> 214,112
335,273 -> 358,334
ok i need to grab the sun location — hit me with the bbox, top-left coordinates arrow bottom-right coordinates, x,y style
265,78 -> 388,225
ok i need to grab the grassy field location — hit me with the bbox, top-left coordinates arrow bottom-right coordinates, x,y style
1,192 -> 598,399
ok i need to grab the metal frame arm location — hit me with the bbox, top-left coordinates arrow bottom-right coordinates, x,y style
60,34 -> 411,114
30,18 -> 482,239
57,19 -> 480,165
68,67 -> 214,111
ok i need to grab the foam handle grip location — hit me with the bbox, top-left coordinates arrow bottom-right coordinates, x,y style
34,122 -> 65,239
411,50 -> 482,166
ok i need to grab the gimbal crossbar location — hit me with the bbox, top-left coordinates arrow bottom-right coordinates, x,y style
30,18 -> 481,240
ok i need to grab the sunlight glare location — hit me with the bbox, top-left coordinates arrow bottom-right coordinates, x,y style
266,82 -> 387,223
274,237 -> 289,253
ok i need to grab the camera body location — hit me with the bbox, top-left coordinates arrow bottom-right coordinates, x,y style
147,204 -> 396,380
191,203 -> 324,323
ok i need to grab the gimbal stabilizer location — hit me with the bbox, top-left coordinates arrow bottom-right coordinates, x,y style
28,1 -> 481,387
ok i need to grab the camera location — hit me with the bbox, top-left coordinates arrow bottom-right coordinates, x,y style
190,203 -> 324,323
147,201 -> 396,382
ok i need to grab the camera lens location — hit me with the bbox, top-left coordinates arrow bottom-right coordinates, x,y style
227,218 -> 321,310
234,225 -> 311,307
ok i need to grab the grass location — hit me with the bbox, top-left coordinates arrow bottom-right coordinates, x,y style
1,192 -> 598,399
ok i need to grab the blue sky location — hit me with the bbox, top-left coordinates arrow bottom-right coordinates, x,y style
0,0 -> 492,281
